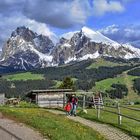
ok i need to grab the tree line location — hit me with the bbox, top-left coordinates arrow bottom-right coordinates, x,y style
0,58 -> 139,98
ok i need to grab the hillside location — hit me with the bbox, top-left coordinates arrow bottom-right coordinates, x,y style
3,72 -> 45,81
94,70 -> 139,100
1,57 -> 140,100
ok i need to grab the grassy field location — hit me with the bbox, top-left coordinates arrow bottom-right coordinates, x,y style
0,107 -> 105,140
78,105 -> 140,138
3,72 -> 45,81
93,72 -> 139,99
86,58 -> 124,69
94,75 -> 137,91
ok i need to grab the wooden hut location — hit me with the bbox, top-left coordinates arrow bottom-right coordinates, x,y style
26,89 -> 73,108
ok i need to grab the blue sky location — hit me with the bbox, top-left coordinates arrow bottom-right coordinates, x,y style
0,0 -> 140,49
50,0 -> 140,30
87,0 -> 140,29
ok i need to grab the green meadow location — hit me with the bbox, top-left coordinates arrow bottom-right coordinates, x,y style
94,72 -> 139,99
86,58 -> 124,69
0,107 -> 105,140
94,75 -> 137,91
3,72 -> 45,81
78,105 -> 140,138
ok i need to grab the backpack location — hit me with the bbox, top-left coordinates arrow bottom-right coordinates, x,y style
72,97 -> 78,104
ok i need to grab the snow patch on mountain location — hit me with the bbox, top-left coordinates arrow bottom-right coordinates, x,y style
61,31 -> 78,40
123,43 -> 140,52
64,51 -> 100,63
123,43 -> 140,59
29,44 -> 53,63
49,33 -> 59,45
79,51 -> 100,61
81,26 -> 120,48
60,43 -> 71,49
19,58 -> 27,70
65,56 -> 77,64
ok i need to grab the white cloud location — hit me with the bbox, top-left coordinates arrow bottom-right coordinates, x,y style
100,24 -> 119,34
70,0 -> 91,24
0,0 -> 127,29
0,0 -> 133,50
99,24 -> 140,48
23,0 -> 91,28
93,0 -> 124,16
0,13 -> 56,50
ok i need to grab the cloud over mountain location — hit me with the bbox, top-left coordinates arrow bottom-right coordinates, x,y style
0,0 -> 127,29
0,0 -> 137,49
100,24 -> 140,48
93,0 -> 124,16
23,0 -> 91,28
0,13 -> 55,50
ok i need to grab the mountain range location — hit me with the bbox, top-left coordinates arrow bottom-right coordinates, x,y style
0,26 -> 140,70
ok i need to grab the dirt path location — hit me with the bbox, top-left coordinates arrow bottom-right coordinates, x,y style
47,110 -> 138,140
0,117 -> 45,140
0,126 -> 20,140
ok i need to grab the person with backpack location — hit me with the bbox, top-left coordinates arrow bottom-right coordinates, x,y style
70,94 -> 78,116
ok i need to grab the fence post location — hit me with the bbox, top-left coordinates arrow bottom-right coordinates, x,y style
117,103 -> 122,125
82,94 -> 85,110
63,93 -> 67,108
49,100 -> 51,108
97,104 -> 100,119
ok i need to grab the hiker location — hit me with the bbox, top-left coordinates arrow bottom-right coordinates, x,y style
64,101 -> 71,115
70,94 -> 78,116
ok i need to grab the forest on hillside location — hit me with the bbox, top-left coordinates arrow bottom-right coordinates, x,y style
0,58 -> 140,98
128,67 -> 140,95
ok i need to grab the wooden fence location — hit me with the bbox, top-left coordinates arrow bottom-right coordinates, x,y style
78,98 -> 140,125
36,91 -> 140,125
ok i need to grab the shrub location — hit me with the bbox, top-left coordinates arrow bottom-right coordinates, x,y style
18,101 -> 38,108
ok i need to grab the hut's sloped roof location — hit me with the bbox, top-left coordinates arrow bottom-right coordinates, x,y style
26,89 -> 73,96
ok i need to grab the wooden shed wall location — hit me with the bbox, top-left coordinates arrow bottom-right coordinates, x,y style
36,92 -> 64,107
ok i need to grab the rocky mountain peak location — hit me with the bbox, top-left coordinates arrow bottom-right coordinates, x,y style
11,26 -> 36,42
52,27 -> 140,65
81,26 -> 97,35
0,26 -> 54,70
1,26 -> 140,70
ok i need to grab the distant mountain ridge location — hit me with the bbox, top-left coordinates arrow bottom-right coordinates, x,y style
0,26 -> 54,70
0,26 -> 140,70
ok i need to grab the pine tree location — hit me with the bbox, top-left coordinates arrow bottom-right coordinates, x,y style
59,77 -> 74,90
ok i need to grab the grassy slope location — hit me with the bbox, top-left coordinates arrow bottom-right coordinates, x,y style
0,107 -> 105,140
87,58 -> 140,99
94,75 -> 137,91
94,70 -> 139,100
123,71 -> 138,99
3,72 -> 45,81
86,58 -> 124,69
2,58 -> 140,99
78,105 -> 140,138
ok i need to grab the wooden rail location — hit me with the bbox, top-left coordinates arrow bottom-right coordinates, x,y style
120,105 -> 140,111
39,93 -> 140,125
77,98 -> 140,124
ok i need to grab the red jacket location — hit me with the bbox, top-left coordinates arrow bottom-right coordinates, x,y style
64,103 -> 71,112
